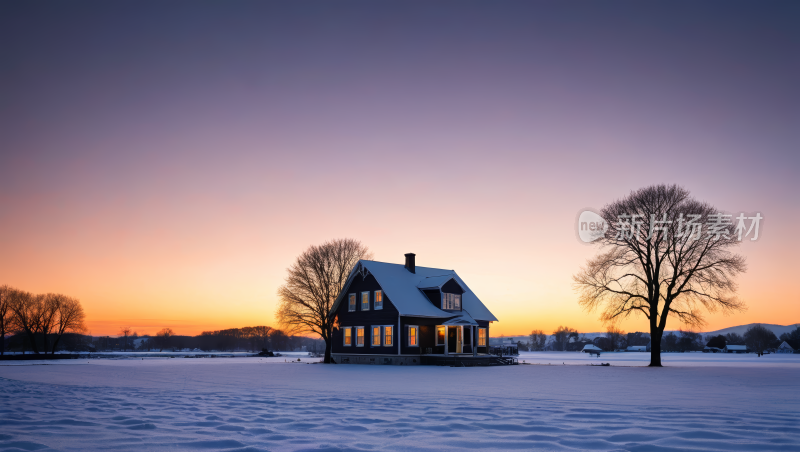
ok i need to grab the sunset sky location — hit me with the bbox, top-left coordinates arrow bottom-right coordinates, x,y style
1,2 -> 798,337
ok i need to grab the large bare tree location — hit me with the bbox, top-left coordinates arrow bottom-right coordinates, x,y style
574,185 -> 746,366
7,289 -> 41,354
276,238 -> 372,363
49,295 -> 86,354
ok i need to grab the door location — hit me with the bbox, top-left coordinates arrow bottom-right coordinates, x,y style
448,327 -> 458,353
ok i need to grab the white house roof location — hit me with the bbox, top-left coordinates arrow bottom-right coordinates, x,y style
441,311 -> 479,326
725,345 -> 747,350
416,275 -> 464,290
330,260 -> 498,321
778,341 -> 794,350
582,344 -> 602,351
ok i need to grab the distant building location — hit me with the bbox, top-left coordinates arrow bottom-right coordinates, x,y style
776,340 -> 800,354
723,345 -> 748,353
626,345 -> 647,352
703,346 -> 722,353
582,344 -> 602,353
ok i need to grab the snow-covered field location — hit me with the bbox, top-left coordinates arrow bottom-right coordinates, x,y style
1,353 -> 798,451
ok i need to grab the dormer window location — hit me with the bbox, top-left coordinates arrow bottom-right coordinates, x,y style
443,293 -> 461,310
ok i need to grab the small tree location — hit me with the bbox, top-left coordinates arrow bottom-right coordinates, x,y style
156,328 -> 174,351
552,326 -> 578,351
706,334 -> 726,349
277,238 -> 372,363
744,324 -> 776,356
606,325 -> 626,350
0,286 -> 12,356
574,185 -> 747,366
529,330 -> 547,351
725,332 -> 745,345
119,327 -> 132,351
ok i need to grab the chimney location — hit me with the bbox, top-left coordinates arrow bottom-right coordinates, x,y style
404,253 -> 416,273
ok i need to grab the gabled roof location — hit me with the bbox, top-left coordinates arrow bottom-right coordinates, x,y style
330,260 -> 498,321
416,275 -> 464,291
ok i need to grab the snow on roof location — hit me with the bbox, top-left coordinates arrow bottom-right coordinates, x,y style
416,275 -> 463,290
627,346 -> 647,350
442,311 -> 479,326
330,260 -> 498,321
582,344 -> 601,351
725,345 -> 748,351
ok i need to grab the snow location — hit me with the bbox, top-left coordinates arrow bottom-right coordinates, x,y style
1,353 -> 798,451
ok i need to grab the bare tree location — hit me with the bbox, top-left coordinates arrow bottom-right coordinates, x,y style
605,325 -> 626,351
277,238 -> 372,363
552,326 -> 578,351
574,185 -> 747,366
0,285 -> 13,356
529,329 -> 547,351
50,295 -> 86,354
744,324 -> 777,356
119,327 -> 132,351
156,328 -> 174,351
7,289 -> 41,354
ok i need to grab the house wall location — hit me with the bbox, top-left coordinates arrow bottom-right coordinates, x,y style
331,273 -> 399,355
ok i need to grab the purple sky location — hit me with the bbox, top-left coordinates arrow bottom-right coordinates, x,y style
1,2 -> 798,335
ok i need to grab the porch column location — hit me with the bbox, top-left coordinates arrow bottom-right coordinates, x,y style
444,326 -> 448,356
473,325 -> 477,357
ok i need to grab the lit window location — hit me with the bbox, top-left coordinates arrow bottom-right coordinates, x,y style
384,326 -> 393,346
408,326 -> 418,347
356,327 -> 364,346
361,292 -> 370,311
372,327 -> 381,346
436,326 -> 445,345
348,294 -> 356,312
343,328 -> 352,346
442,293 -> 461,310
478,328 -> 487,346
374,290 -> 383,310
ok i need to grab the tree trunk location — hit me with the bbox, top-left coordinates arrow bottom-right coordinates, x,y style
51,333 -> 62,355
649,329 -> 663,367
323,336 -> 332,364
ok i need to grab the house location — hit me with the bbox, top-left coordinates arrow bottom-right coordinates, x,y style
776,340 -> 800,354
626,345 -> 647,352
723,344 -> 748,353
582,344 -> 602,353
703,346 -> 722,353
329,254 -> 498,365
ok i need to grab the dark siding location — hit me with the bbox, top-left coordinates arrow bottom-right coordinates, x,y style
441,279 -> 465,294
476,320 -> 490,354
422,289 -> 441,309
399,316 -> 446,355
331,273 -> 399,355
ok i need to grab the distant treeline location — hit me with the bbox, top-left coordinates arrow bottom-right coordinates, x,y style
52,326 -> 324,354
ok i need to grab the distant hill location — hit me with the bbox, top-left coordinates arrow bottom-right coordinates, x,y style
491,323 -> 799,344
703,323 -> 799,338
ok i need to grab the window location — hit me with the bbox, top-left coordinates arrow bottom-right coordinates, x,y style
356,327 -> 364,346
384,326 -> 393,346
343,327 -> 352,346
436,326 -> 446,345
408,326 -> 419,347
374,290 -> 383,310
361,292 -> 370,311
442,293 -> 461,310
348,294 -> 356,312
478,328 -> 487,347
372,326 -> 381,346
